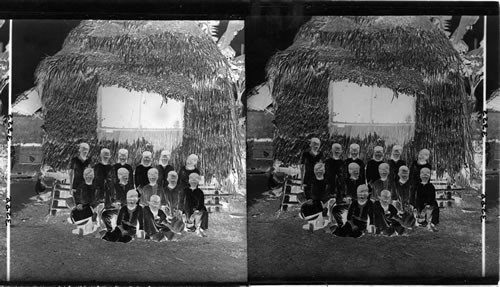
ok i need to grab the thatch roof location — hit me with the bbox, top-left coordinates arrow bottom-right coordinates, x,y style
35,20 -> 240,179
267,16 -> 473,175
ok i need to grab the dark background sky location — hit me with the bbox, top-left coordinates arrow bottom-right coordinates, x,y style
11,20 -> 244,103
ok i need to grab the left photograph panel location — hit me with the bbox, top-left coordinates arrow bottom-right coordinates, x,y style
10,20 -> 246,283
0,19 -> 9,282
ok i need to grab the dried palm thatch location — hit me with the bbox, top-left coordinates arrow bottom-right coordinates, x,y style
35,20 -> 240,180
267,16 -> 473,175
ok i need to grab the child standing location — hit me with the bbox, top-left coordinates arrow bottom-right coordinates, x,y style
369,163 -> 394,201
135,151 -> 154,189
300,138 -> 323,200
387,145 -> 406,183
324,143 -> 346,201
344,144 -> 365,184
69,143 -> 91,190
413,167 -> 439,232
366,146 -> 385,185
113,149 -> 134,186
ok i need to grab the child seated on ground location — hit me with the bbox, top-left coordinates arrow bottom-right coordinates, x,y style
180,173 -> 208,237
327,162 -> 365,232
300,163 -> 332,232
143,195 -> 175,242
345,143 -> 365,184
370,163 -> 394,201
332,185 -> 374,238
70,168 -> 99,236
373,189 -> 404,236
140,168 -> 166,207
413,167 -> 439,232
102,189 -> 144,243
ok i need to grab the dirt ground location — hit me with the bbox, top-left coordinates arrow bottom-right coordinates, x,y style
9,180 -> 247,283
247,173 -> 498,284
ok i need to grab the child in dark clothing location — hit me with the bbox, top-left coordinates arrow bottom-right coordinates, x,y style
392,165 -> 416,228
345,162 -> 365,200
370,163 -> 394,201
103,189 -> 144,243
366,146 -> 385,185
373,189 -> 405,236
157,150 -> 175,189
344,143 -> 365,184
143,195 -> 175,241
332,185 -> 374,238
178,154 -> 201,189
300,163 -> 332,232
310,163 -> 329,203
114,168 -> 134,206
139,168 -> 166,207
414,167 -> 439,232
93,148 -> 116,209
113,149 -> 134,186
164,171 -> 183,219
388,145 -> 406,183
300,137 -> 323,200
70,142 -> 91,190
70,168 -> 98,236
135,151 -> 154,189
410,148 -> 432,186
180,172 -> 208,237
324,143 -> 346,201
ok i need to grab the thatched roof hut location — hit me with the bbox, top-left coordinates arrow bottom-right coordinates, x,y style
267,16 -> 474,175
35,20 -> 241,180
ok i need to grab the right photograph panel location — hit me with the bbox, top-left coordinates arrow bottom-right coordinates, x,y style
247,15 -> 487,283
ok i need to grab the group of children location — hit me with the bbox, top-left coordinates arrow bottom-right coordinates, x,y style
299,138 -> 440,238
67,143 -> 209,242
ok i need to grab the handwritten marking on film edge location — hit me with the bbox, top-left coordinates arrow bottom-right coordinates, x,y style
480,110 -> 487,222
3,113 -> 12,142
3,114 -> 11,225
